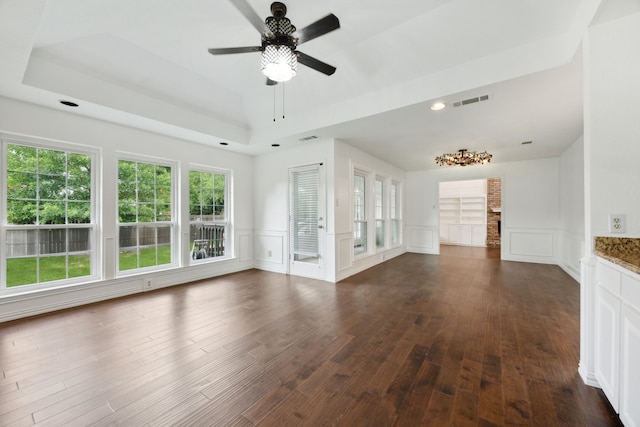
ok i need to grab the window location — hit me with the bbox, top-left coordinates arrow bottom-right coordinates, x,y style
354,171 -> 367,255
390,181 -> 401,245
375,177 -> 385,249
189,169 -> 229,262
3,142 -> 95,289
117,159 -> 174,272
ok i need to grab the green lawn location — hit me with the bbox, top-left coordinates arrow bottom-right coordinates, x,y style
6,254 -> 90,287
6,246 -> 171,287
119,245 -> 172,271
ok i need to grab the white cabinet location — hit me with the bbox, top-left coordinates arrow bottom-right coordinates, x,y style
595,259 -> 640,426
620,273 -> 640,427
595,285 -> 621,410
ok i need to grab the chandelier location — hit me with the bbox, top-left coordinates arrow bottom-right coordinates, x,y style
435,149 -> 492,167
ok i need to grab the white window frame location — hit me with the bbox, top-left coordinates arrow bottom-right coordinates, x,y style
188,166 -> 232,264
1,135 -> 100,293
116,154 -> 178,275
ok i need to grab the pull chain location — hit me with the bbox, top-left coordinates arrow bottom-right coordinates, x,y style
273,84 -> 276,122
282,82 -> 285,119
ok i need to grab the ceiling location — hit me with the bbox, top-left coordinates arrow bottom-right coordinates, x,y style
0,0 -> 605,170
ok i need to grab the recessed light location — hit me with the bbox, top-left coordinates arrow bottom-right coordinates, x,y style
60,100 -> 79,107
271,144 -> 280,147
219,142 -> 229,146
430,102 -> 446,111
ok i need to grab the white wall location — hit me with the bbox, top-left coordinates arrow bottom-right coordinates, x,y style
333,140 -> 406,281
585,11 -> 640,242
559,136 -> 585,281
252,139 -> 406,282
405,157 -> 561,264
0,96 -> 255,321
580,9 -> 640,387
252,140 -> 333,277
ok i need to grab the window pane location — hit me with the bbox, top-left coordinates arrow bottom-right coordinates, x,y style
69,254 -> 91,278
354,222 -> 367,255
68,201 -> 91,224
156,185 -> 171,205
138,163 -> 155,183
39,201 -> 66,224
119,202 -> 136,223
138,183 -> 155,203
6,230 -> 37,257
38,149 -> 66,175
7,199 -> 37,225
137,203 -> 155,222
39,229 -> 67,254
392,219 -> 400,245
6,258 -> 37,287
156,204 -> 171,222
376,220 -> 384,249
7,172 -> 37,199
118,160 -> 137,184
7,145 -> 37,173
39,256 -> 68,282
189,169 -> 228,262
354,174 -> 366,221
39,174 -> 66,200
156,166 -> 171,187
119,225 -> 138,271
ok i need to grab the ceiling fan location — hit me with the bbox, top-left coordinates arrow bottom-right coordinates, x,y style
208,0 -> 340,85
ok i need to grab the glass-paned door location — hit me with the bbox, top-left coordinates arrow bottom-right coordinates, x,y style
289,164 -> 324,279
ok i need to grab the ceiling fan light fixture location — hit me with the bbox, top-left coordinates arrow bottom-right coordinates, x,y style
261,45 -> 297,82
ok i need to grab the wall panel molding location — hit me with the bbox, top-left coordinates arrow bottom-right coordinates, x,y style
405,225 -> 439,254
503,228 -> 558,264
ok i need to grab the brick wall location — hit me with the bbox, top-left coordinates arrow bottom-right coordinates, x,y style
486,178 -> 502,248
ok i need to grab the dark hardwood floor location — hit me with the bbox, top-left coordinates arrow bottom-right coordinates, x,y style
0,252 -> 621,426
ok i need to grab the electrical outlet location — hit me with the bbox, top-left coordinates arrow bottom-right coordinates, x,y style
608,214 -> 626,233
144,279 -> 153,289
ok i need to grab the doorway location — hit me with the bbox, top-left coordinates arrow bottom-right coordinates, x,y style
439,178 -> 502,252
288,164 -> 325,279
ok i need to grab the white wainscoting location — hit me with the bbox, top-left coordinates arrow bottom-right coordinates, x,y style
334,232 -> 405,282
254,230 -> 287,273
239,231 -> 252,263
558,231 -> 584,282
405,225 -> 439,254
502,228 -> 558,264
337,233 -> 353,273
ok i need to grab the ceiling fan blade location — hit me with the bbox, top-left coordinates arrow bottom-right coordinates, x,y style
266,78 -> 278,86
228,0 -> 272,36
296,51 -> 336,76
208,46 -> 263,55
293,14 -> 340,45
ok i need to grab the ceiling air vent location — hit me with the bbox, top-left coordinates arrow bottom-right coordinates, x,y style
299,135 -> 318,141
452,94 -> 490,108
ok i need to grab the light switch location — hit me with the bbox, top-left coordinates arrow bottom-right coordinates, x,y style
608,214 -> 626,233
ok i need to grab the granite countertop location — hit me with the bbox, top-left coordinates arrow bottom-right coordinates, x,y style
595,237 -> 640,275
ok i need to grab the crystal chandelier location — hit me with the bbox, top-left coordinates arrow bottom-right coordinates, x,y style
435,149 -> 492,167
261,45 -> 297,82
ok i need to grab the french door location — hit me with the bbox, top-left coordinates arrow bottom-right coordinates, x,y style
289,164 -> 325,279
